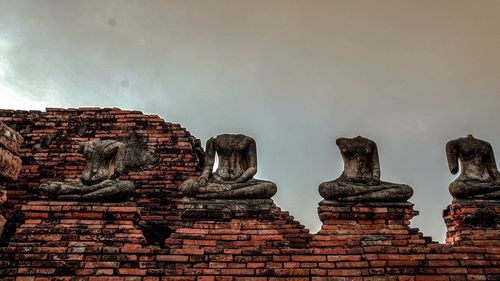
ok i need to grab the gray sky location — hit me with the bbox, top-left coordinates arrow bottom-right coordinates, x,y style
1,0 -> 500,241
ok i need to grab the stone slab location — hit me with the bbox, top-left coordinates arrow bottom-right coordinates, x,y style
181,198 -> 275,220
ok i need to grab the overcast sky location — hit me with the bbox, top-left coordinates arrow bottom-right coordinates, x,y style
1,0 -> 500,242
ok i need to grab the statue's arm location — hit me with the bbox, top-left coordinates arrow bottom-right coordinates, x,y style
200,137 -> 215,179
446,140 -> 459,174
112,142 -> 127,176
236,139 -> 257,183
371,142 -> 381,183
486,143 -> 500,180
102,141 -> 127,177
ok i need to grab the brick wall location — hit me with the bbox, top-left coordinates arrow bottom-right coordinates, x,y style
0,108 -> 498,280
0,107 -> 203,232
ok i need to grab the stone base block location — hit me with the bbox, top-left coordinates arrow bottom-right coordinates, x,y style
180,198 -> 275,220
444,199 -> 500,246
168,198 -> 311,252
312,200 -> 432,247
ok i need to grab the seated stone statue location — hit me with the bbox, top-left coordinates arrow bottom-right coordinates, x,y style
39,140 -> 135,201
446,135 -> 500,200
181,134 -> 277,199
0,121 -> 23,236
0,121 -> 23,181
319,136 -> 413,202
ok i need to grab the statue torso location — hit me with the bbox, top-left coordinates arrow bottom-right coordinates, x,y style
80,140 -> 120,185
339,137 -> 376,183
455,138 -> 492,182
212,134 -> 252,182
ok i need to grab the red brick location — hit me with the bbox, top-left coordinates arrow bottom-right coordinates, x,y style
117,268 -> 146,275
157,255 -> 189,262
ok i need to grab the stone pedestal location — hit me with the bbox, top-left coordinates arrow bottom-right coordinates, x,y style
8,201 -> 150,277
311,200 -> 432,248
181,198 -> 275,220
167,198 -> 310,252
170,198 -> 287,250
443,200 -> 500,246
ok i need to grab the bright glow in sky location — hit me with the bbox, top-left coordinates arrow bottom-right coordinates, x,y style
0,83 -> 48,110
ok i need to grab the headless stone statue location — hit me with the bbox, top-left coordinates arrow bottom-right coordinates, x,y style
39,140 -> 135,201
446,135 -> 500,200
0,122 -> 23,181
319,136 -> 413,202
181,134 -> 277,199
0,121 -> 23,236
